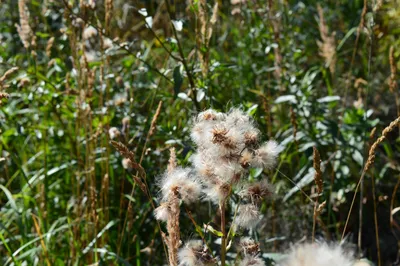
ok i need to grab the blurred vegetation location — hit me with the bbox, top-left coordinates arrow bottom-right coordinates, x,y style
0,0 -> 400,265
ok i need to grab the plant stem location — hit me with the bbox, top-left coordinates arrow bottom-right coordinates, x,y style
164,0 -> 200,111
220,201 -> 227,266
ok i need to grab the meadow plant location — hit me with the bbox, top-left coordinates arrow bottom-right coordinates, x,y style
154,108 -> 279,265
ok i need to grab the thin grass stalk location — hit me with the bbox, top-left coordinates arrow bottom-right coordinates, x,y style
312,147 -> 323,242
220,200 -> 227,266
371,173 -> 381,266
32,214 -> 51,266
115,101 -> 168,263
105,0 -> 113,34
16,0 -> 33,49
342,116 -> 400,240
338,0 -> 368,134
358,169 -> 364,256
389,46 -> 400,135
390,175 -> 400,262
261,94 -> 272,137
164,0 -> 200,110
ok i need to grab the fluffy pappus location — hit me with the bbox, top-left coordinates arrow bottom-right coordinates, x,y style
154,202 -> 169,222
277,242 -> 355,266
197,109 -> 225,122
178,240 -> 216,266
203,182 -> 231,204
239,180 -> 274,204
251,140 -> 280,170
190,121 -> 215,147
225,108 -> 252,128
239,150 -> 253,169
235,203 -> 261,229
109,127 -> 120,140
244,129 -> 260,148
238,237 -> 260,256
239,255 -> 266,266
159,167 -> 202,204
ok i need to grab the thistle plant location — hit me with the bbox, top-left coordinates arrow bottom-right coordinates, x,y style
154,108 -> 280,266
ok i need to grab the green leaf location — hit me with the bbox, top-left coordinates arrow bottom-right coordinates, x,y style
317,96 -> 340,103
173,66 -> 183,97
275,95 -> 296,104
0,185 -> 18,211
204,224 -> 223,237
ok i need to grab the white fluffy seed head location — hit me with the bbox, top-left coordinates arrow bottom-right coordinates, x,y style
235,203 -> 261,229
239,255 -> 266,266
238,237 -> 260,256
83,25 -> 98,40
178,240 -> 202,266
154,203 -> 169,222
239,180 -> 274,203
191,109 -> 226,147
121,158 -> 131,169
202,182 -> 230,204
189,108 -> 281,205
178,240 -> 215,266
251,140 -> 280,169
109,127 -> 120,140
159,167 -> 202,203
226,108 -> 252,128
190,121 -> 215,147
278,242 -> 355,266
197,109 -> 226,123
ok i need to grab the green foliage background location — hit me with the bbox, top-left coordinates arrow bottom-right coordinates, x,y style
0,0 -> 400,265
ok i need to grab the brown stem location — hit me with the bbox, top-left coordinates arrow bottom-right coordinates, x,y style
371,174 -> 381,266
220,200 -> 227,266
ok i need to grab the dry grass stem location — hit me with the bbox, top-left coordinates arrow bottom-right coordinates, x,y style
166,190 -> 180,266
371,174 -> 382,266
365,116 -> 400,171
313,147 -> 323,194
16,0 -> 33,49
389,46 -> 400,134
168,147 -> 177,174
317,4 -> 336,74
268,0 -> 282,80
105,0 -> 113,33
148,101 -> 163,138
342,115 -> 400,240
46,37 -> 55,57
312,147 -> 323,242
0,67 -> 19,86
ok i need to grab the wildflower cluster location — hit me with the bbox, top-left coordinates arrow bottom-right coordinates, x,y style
190,109 -> 278,229
154,108 -> 280,265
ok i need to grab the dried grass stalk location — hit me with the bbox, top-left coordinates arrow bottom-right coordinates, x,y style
0,67 -> 19,84
166,190 -> 180,266
105,0 -> 113,33
342,115 -> 400,240
168,147 -> 177,174
389,46 -> 397,93
149,101 -> 163,137
110,140 -> 147,192
313,147 -> 323,194
197,1 -> 219,77
312,147 -> 323,242
388,46 -> 400,134
46,37 -> 55,57
317,4 -> 336,74
16,0 -> 33,49
365,116 -> 400,171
